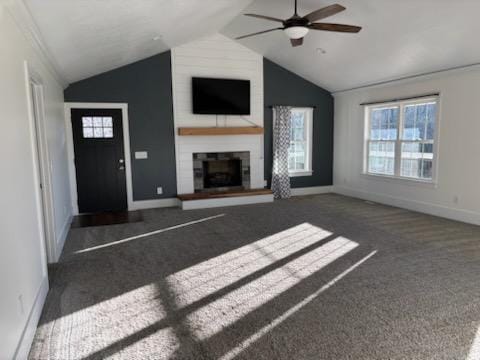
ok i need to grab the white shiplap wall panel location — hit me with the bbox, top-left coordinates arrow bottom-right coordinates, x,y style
171,34 -> 264,194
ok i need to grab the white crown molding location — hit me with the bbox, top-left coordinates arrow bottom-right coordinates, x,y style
3,0 -> 69,88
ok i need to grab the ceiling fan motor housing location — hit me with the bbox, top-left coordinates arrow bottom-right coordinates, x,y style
283,16 -> 310,39
284,16 -> 309,28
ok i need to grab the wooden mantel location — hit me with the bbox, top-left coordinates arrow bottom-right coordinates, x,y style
178,126 -> 264,136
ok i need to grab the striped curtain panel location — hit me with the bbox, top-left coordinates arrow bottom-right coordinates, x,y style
272,106 -> 292,199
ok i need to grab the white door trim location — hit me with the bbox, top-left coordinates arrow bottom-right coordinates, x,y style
24,61 -> 56,264
64,102 -> 134,215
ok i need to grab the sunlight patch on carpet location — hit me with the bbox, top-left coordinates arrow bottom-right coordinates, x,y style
219,250 -> 377,360
467,326 -> 480,360
37,284 -> 178,359
167,223 -> 357,340
168,223 -> 333,307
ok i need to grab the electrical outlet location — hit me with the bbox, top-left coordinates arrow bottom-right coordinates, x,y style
157,187 -> 163,195
264,180 -> 268,187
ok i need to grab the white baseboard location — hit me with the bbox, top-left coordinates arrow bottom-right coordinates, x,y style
334,185 -> 480,226
54,214 -> 72,262
130,198 -> 180,211
291,186 -> 334,196
181,194 -> 274,210
14,275 -> 49,360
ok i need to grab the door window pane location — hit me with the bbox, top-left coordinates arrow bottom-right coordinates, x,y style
103,127 -> 113,138
93,117 -> 103,127
82,117 -> 92,127
83,127 -> 93,138
94,127 -> 104,138
102,117 -> 113,127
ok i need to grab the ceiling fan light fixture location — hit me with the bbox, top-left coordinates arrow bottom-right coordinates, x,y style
284,26 -> 309,39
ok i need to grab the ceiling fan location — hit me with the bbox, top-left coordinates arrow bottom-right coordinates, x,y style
236,1 -> 361,47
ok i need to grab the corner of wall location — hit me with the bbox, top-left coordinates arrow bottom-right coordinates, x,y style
54,213 -> 72,262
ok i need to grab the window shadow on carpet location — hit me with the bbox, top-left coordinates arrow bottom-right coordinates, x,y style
74,223 -> 377,359
29,195 -> 480,360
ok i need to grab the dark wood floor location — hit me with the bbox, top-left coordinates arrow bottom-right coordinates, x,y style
177,188 -> 272,201
71,210 -> 143,228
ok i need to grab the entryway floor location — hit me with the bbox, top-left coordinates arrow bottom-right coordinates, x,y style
70,210 -> 143,228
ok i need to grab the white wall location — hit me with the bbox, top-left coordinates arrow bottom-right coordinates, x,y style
0,3 -> 71,359
334,65 -> 480,225
171,33 -> 265,194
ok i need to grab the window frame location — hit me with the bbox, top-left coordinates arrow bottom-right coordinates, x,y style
363,96 -> 439,184
274,107 -> 314,177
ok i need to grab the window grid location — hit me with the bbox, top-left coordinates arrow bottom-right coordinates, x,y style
82,116 -> 113,139
289,110 -> 307,172
365,98 -> 437,182
287,108 -> 313,175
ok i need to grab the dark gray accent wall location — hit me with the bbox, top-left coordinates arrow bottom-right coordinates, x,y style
264,58 -> 334,188
64,52 -> 176,200
64,53 -> 333,200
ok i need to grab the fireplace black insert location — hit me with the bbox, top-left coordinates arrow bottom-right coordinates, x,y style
203,159 -> 242,189
193,152 -> 250,193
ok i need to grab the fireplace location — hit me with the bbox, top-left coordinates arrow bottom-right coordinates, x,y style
193,152 -> 250,192
203,159 -> 241,188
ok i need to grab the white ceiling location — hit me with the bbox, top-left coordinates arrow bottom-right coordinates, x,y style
222,0 -> 480,91
24,0 -> 480,91
24,0 -> 254,83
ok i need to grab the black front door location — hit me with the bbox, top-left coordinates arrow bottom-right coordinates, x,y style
71,108 -> 127,213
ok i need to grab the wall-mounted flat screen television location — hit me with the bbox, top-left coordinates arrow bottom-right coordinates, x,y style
192,77 -> 250,115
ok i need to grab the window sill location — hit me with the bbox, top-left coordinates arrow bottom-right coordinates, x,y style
289,171 -> 313,177
361,173 -> 438,188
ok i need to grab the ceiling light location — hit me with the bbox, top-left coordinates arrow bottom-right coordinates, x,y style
284,26 -> 309,39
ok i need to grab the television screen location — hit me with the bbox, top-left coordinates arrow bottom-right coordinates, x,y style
192,77 -> 250,115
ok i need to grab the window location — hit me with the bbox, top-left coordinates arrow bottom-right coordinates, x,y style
365,97 -> 438,181
82,116 -> 113,138
288,108 -> 313,176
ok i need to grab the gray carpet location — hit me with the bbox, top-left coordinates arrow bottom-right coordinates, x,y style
29,194 -> 480,359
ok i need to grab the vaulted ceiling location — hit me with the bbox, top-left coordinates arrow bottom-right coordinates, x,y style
24,0 -> 480,92
23,0 -> 254,83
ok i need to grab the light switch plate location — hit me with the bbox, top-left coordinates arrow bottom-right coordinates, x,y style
135,151 -> 148,159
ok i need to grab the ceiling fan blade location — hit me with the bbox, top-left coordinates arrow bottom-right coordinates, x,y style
236,28 -> 282,40
290,38 -> 303,47
309,23 -> 362,33
304,4 -> 346,22
244,13 -> 285,23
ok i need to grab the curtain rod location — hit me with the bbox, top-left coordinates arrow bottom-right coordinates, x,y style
267,105 -> 317,109
360,93 -> 439,106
